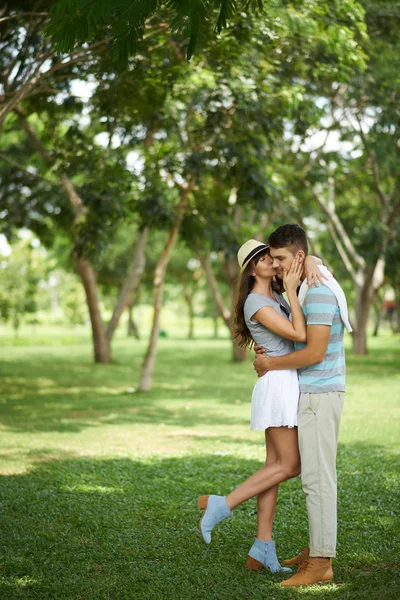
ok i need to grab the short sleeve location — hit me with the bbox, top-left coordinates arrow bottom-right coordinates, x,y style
303,286 -> 338,326
244,294 -> 276,324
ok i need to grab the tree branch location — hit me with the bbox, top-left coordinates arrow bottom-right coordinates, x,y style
0,12 -> 48,23
0,40 -> 108,131
14,106 -> 53,163
325,218 -> 358,283
184,105 -> 197,151
370,151 -> 390,209
195,251 -> 231,327
14,107 -> 88,225
0,152 -> 52,183
0,50 -> 54,129
105,226 -> 149,342
60,174 -> 87,223
311,178 -> 365,274
301,130 -> 330,177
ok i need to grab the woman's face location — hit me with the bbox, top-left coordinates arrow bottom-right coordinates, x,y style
251,252 -> 277,279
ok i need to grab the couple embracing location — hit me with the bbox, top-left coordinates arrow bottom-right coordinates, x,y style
197,224 -> 351,587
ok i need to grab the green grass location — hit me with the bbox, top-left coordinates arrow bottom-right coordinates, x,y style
0,328 -> 399,599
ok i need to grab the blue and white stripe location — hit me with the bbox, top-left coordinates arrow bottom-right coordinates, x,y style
295,285 -> 345,393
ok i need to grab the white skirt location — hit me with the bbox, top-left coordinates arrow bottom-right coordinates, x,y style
250,369 -> 299,430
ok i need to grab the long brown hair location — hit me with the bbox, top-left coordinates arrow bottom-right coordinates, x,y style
233,249 -> 283,349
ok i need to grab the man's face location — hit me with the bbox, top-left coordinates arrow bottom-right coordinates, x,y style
269,247 -> 297,278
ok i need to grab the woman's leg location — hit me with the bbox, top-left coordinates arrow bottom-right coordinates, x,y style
226,426 -> 300,510
257,429 -> 279,541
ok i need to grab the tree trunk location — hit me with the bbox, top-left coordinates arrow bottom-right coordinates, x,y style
352,283 -> 368,354
392,286 -> 400,333
127,304 -> 140,339
372,295 -> 383,337
17,111 -> 153,364
187,300 -> 195,339
16,112 -> 113,363
197,252 -> 232,329
313,180 -> 390,356
183,287 -> 195,339
13,314 -> 20,340
76,256 -> 111,363
138,279 -> 163,391
232,338 -> 248,361
61,174 -> 112,362
372,309 -> 381,337
105,226 -> 149,343
352,326 -> 367,354
223,254 -> 248,362
212,314 -> 219,339
197,250 -> 248,360
351,259 -> 385,354
138,184 -> 191,391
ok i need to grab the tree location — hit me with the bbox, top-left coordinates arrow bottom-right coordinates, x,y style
12,107 -> 143,361
162,243 -> 205,340
0,1 -> 108,135
0,235 -> 43,335
312,0 -> 400,353
1,96 -> 148,362
47,0 -> 265,60
1,0 -> 368,382
260,1 -> 400,354
384,218 -> 400,334
138,175 -> 195,390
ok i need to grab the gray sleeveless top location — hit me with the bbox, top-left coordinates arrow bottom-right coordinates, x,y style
244,292 -> 295,357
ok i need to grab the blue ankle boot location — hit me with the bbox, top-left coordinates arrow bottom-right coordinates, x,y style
245,539 -> 292,573
198,495 -> 231,544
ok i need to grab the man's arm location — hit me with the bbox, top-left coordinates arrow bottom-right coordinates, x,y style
254,325 -> 331,376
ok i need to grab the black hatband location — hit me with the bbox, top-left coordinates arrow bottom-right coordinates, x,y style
242,244 -> 267,268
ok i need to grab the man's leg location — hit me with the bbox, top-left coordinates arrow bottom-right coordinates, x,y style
298,392 -> 344,557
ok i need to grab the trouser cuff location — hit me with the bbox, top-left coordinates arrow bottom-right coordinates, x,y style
310,549 -> 336,558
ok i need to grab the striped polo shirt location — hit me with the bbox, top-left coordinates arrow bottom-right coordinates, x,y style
295,285 -> 345,393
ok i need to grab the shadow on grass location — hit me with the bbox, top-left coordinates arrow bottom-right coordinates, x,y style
1,336 -> 399,435
0,390 -> 250,433
0,351 -> 253,434
0,444 -> 399,600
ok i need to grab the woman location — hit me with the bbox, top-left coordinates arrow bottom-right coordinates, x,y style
198,239 -> 324,573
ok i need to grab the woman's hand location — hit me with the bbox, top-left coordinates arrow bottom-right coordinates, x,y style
304,256 -> 329,288
283,254 -> 303,295
254,344 -> 265,355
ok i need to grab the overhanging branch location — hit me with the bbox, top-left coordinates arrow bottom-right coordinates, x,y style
312,179 -> 365,273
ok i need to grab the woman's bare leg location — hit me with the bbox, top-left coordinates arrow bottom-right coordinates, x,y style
257,429 -> 279,541
226,426 -> 300,510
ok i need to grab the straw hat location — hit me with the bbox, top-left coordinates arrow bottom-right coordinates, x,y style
237,239 -> 268,272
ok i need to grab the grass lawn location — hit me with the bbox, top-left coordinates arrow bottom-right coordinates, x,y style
0,327 -> 399,599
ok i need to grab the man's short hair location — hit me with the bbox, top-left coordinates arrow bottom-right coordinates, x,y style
268,224 -> 309,255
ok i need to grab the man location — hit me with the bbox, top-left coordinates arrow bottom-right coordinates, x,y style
253,223 -> 350,587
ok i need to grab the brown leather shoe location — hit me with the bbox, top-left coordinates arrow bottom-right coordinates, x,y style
280,558 -> 333,587
282,546 -> 309,566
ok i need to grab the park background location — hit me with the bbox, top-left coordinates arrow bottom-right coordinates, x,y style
0,1 -> 399,598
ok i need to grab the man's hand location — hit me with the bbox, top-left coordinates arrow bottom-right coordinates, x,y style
253,354 -> 270,377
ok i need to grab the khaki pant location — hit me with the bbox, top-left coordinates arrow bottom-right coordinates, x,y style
298,391 -> 344,558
